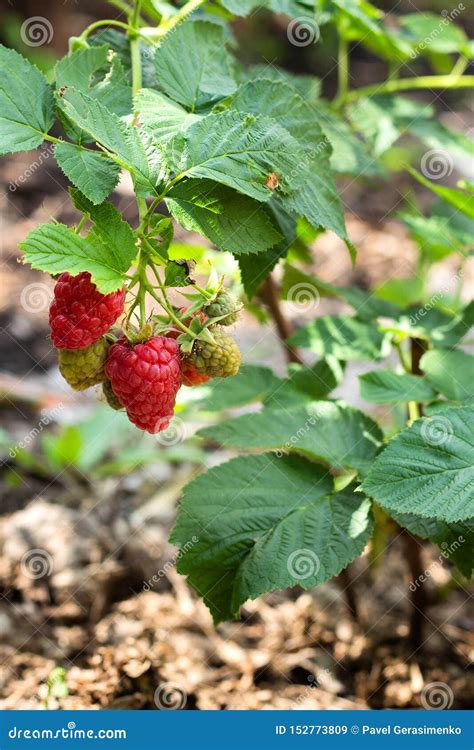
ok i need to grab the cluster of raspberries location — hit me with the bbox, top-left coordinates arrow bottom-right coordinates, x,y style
50,272 -> 241,434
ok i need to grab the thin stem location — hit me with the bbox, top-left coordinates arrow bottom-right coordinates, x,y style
451,56 -> 468,77
337,74 -> 474,106
75,214 -> 89,234
337,35 -> 349,101
129,0 -> 143,97
155,0 -> 208,37
261,275 -> 304,365
149,266 -> 196,336
78,19 -> 135,43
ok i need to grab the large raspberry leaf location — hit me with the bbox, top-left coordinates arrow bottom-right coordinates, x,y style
0,45 -> 55,154
134,89 -> 200,146
362,406 -> 474,522
359,370 -> 436,404
55,143 -> 121,205
21,223 -> 134,294
58,88 -> 166,197
421,349 -> 474,402
166,179 -> 282,255
55,45 -> 132,117
199,401 -> 383,475
289,315 -> 391,361
153,21 -> 236,110
171,453 -> 373,623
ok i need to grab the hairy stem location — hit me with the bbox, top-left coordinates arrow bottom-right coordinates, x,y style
401,529 -> 426,652
337,74 -> 474,105
156,0 -> 208,37
261,276 -> 304,365
129,0 -> 143,97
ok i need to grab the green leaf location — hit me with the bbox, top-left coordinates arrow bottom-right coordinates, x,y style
227,79 -> 331,162
359,370 -> 436,404
170,453 -> 373,622
281,264 -> 401,321
199,400 -> 383,474
55,143 -> 120,204
20,222 -> 133,293
314,102 -> 380,175
421,349 -> 474,402
398,211 -> 469,261
55,45 -> 132,116
134,89 -> 200,145
196,364 -> 282,411
167,110 -> 303,202
0,44 -> 55,154
289,315 -> 390,361
264,358 -> 344,408
400,13 -> 469,56
374,276 -> 424,307
59,88 -> 165,196
394,512 -> 474,579
331,0 -> 411,61
241,66 -> 321,102
166,178 -> 282,255
153,20 -> 236,109
409,169 -> 474,220
363,406 -> 474,522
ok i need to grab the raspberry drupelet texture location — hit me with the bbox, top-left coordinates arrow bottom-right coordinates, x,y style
102,379 -> 123,410
49,272 -> 125,350
105,336 -> 181,433
58,337 -> 109,391
181,359 -> 211,387
189,326 -> 241,378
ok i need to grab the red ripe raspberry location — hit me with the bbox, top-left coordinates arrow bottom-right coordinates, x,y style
49,272 -> 125,350
104,336 -> 181,433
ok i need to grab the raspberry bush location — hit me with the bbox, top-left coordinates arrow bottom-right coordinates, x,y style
1,0 -> 472,636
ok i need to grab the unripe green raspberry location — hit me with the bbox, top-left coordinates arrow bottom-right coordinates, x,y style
190,327 -> 241,378
58,338 -> 108,391
102,379 -> 123,410
205,292 -> 239,326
